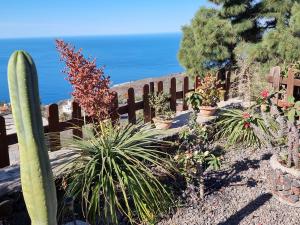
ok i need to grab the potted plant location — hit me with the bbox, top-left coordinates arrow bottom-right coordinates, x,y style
187,73 -> 222,117
149,92 -> 175,129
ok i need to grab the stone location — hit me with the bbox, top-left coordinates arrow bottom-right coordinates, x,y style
292,180 -> 300,188
291,186 -> 300,196
288,195 -> 299,204
276,185 -> 283,191
279,190 -> 290,196
282,176 -> 291,190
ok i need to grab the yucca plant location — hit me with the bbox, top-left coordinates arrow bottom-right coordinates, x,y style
64,121 -> 174,224
217,109 -> 278,147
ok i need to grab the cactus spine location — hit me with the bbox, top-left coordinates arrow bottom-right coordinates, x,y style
7,51 -> 57,225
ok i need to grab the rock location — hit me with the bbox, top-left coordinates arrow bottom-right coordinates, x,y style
292,180 -> 300,188
291,186 -> 300,196
276,185 -> 283,191
288,195 -> 299,204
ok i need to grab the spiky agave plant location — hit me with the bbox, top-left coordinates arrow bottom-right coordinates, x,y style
65,121 -> 174,224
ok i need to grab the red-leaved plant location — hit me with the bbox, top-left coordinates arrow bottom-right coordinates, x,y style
55,39 -> 114,120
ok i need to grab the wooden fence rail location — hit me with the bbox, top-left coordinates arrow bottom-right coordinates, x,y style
0,74 -> 229,168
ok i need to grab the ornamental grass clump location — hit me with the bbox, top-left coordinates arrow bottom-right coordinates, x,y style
64,121 -> 174,224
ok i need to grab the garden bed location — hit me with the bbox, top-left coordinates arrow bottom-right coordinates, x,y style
158,145 -> 300,225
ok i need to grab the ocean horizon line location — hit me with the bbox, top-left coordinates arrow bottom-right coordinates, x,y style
0,32 -> 182,41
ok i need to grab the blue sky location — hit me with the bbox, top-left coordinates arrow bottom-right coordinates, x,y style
0,0 -> 211,38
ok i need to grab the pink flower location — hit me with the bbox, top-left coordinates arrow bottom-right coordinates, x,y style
242,112 -> 251,119
260,89 -> 269,99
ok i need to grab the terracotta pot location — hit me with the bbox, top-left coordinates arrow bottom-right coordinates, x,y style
152,117 -> 173,129
199,106 -> 217,117
269,154 -> 300,207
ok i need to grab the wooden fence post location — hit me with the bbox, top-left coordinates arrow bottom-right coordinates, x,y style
72,102 -> 83,138
225,71 -> 231,100
287,68 -> 295,99
182,76 -> 189,111
110,92 -> 119,124
48,104 -> 61,151
150,82 -> 155,119
271,66 -> 281,104
143,84 -> 151,123
157,81 -> 163,93
195,76 -> 201,89
170,78 -> 177,112
0,116 -> 9,168
127,88 -> 136,124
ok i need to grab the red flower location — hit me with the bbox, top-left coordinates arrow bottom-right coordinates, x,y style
242,112 -> 251,119
260,89 -> 269,99
243,121 -> 251,129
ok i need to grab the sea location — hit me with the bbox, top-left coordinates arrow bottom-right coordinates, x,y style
0,33 -> 183,104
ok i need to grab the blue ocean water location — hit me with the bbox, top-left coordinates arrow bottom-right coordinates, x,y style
0,33 -> 183,104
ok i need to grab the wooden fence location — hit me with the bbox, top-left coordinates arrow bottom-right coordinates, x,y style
267,66 -> 300,106
0,73 -> 230,168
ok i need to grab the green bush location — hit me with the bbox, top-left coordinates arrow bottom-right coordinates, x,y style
65,122 -> 174,224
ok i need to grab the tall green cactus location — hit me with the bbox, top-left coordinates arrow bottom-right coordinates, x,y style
7,51 -> 57,225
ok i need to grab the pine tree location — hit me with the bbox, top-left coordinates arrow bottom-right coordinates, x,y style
249,2 -> 300,68
178,8 -> 237,77
209,0 -> 263,42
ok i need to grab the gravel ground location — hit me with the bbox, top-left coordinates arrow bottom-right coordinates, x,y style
157,146 -> 300,225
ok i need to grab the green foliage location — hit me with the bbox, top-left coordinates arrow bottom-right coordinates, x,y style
149,92 -> 174,119
180,1 -> 300,77
217,109 -> 277,147
284,96 -> 300,122
176,113 -> 221,182
178,7 -> 237,76
186,91 -> 202,111
65,121 -> 174,224
7,51 -> 57,225
210,0 -> 262,42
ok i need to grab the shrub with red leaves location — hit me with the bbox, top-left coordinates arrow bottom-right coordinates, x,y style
56,39 -> 114,120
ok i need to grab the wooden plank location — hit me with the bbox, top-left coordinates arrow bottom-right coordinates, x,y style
195,76 -> 201,89
110,92 -> 119,124
150,82 -> 155,119
286,69 -> 295,99
72,102 -> 83,138
0,116 -> 9,168
127,88 -> 136,124
158,81 -> 163,93
48,104 -> 61,151
268,66 -> 282,104
225,71 -> 231,100
170,78 -> 177,111
182,76 -> 189,111
143,84 -> 151,123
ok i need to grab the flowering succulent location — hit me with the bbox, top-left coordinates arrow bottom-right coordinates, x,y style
242,112 -> 252,129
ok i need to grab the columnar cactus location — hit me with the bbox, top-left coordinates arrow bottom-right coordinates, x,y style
7,51 -> 57,225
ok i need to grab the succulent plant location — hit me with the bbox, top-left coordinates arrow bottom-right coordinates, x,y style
7,51 -> 57,225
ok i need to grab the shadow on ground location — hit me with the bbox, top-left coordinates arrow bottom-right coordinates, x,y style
217,193 -> 272,225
